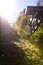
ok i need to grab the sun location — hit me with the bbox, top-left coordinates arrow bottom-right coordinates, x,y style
0,0 -> 17,23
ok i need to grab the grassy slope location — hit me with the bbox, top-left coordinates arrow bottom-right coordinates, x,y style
0,13 -> 43,65
13,13 -> 43,65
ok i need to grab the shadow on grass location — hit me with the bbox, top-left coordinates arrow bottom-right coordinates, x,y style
0,22 -> 33,65
0,37 -> 33,65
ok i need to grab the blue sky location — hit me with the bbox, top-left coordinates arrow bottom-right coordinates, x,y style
11,0 -> 38,23
0,0 -> 41,23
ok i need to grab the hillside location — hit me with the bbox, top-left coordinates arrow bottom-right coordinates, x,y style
0,8 -> 43,65
13,11 -> 43,65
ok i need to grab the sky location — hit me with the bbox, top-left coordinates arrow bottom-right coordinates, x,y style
0,0 -> 42,23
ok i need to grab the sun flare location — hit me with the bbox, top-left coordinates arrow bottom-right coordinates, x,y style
0,0 -> 17,23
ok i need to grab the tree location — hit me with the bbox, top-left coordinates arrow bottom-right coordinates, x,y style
37,0 -> 43,6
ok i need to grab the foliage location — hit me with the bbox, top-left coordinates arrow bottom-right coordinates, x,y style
15,13 -> 31,39
13,39 -> 43,65
13,13 -> 43,65
30,20 -> 43,50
